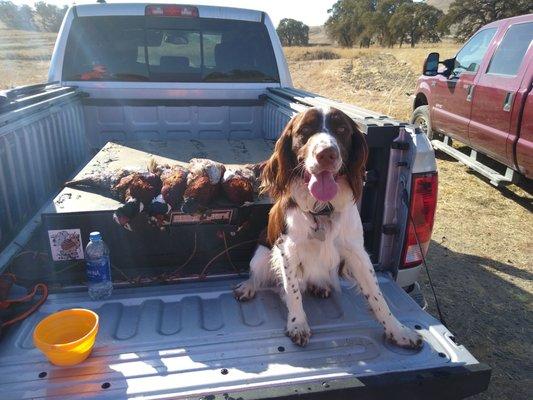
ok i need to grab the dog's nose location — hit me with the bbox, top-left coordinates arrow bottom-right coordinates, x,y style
316,146 -> 339,165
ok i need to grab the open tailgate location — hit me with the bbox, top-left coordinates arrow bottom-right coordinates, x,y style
0,275 -> 490,399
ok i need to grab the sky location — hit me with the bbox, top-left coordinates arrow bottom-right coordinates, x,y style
11,0 -> 338,27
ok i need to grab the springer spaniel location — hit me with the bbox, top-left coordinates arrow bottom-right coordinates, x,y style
234,107 -> 423,349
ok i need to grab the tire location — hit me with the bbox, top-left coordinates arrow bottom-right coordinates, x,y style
411,105 -> 437,140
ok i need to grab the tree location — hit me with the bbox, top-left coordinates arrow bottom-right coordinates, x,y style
33,1 -> 67,32
0,1 -> 35,30
372,0 -> 411,47
389,2 -> 446,47
325,0 -> 375,47
446,0 -> 532,41
17,5 -> 35,30
326,0 -> 447,48
0,1 -> 67,32
277,18 -> 310,46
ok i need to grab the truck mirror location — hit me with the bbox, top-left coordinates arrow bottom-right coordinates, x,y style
423,52 -> 440,76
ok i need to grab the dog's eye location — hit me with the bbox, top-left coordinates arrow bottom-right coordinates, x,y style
300,126 -> 311,135
337,126 -> 347,133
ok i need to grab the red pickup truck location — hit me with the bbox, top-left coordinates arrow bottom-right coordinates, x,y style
411,14 -> 533,186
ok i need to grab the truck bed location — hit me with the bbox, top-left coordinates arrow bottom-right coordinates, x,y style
0,275 -> 489,399
1,84 -> 490,399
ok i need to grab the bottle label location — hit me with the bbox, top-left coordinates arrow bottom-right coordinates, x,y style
87,257 -> 111,284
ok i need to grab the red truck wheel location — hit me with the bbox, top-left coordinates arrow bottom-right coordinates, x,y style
411,105 -> 437,140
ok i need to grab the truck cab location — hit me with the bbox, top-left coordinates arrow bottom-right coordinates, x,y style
412,14 -> 533,184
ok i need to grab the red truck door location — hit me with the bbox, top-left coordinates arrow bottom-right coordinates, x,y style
515,56 -> 533,179
469,20 -> 533,166
431,28 -> 497,144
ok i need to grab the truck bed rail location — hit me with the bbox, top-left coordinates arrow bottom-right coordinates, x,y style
0,87 -> 88,255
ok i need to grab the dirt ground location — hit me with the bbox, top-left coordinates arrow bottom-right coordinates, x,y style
286,44 -> 533,400
423,155 -> 533,400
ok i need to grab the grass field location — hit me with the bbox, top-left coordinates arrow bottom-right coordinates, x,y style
1,28 -> 532,400
284,41 -> 460,121
0,28 -> 56,89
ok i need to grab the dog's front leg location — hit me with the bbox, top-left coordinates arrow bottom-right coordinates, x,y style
342,245 -> 423,349
272,239 -> 311,346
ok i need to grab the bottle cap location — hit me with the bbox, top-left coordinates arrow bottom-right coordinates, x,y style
89,231 -> 102,241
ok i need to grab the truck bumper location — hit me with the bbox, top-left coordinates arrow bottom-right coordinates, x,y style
225,363 -> 491,400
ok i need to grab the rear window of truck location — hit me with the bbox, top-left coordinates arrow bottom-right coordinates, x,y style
62,16 -> 280,83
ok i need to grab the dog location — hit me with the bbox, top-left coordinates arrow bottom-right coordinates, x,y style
234,107 -> 423,349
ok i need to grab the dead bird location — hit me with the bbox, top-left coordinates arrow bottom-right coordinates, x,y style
127,172 -> 163,206
182,158 -> 225,214
221,165 -> 257,205
160,165 -> 189,210
113,198 -> 143,231
147,194 -> 173,229
64,168 -> 141,201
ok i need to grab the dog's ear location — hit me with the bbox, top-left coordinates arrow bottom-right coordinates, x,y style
345,118 -> 368,202
267,197 -> 285,245
261,118 -> 297,199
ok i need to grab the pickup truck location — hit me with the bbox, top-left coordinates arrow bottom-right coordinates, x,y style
0,3 -> 490,399
411,13 -> 533,186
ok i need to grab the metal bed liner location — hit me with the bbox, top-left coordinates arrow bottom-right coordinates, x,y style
0,275 -> 489,399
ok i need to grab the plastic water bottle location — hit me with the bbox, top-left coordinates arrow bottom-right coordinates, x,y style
85,232 -> 113,300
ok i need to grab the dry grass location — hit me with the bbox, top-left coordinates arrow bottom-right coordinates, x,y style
292,49 -> 341,61
285,42 -> 460,121
0,28 -> 56,90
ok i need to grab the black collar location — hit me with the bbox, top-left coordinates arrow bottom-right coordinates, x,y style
308,202 -> 335,217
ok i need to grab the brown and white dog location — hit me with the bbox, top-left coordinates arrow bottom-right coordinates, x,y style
234,107 -> 423,349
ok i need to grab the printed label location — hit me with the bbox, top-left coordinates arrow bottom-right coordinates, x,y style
48,229 -> 84,261
86,257 -> 111,284
170,209 -> 233,225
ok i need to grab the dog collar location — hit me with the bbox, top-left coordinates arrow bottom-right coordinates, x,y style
309,202 -> 335,217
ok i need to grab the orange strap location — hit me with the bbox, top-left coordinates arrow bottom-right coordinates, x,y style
1,283 -> 49,329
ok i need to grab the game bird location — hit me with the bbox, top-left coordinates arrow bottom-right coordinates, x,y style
64,167 -> 141,201
182,158 -> 226,213
221,165 -> 258,205
160,165 -> 189,209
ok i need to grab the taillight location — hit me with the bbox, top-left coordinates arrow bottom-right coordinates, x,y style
400,172 -> 438,268
145,5 -> 199,17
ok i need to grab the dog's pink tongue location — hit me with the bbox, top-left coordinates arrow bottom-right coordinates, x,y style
308,171 -> 338,202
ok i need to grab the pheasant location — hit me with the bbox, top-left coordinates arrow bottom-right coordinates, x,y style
221,165 -> 257,205
64,167 -> 141,201
182,158 -> 226,214
160,165 -> 189,209
143,165 -> 188,228
112,171 -> 163,230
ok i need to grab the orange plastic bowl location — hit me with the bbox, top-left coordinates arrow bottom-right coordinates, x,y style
33,308 -> 99,366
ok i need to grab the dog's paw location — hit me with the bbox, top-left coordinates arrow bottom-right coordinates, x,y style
233,281 -> 256,301
286,319 -> 311,347
307,283 -> 331,299
386,324 -> 423,350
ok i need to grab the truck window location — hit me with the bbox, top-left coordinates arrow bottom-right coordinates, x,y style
487,22 -> 533,76
453,28 -> 497,76
62,16 -> 280,83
